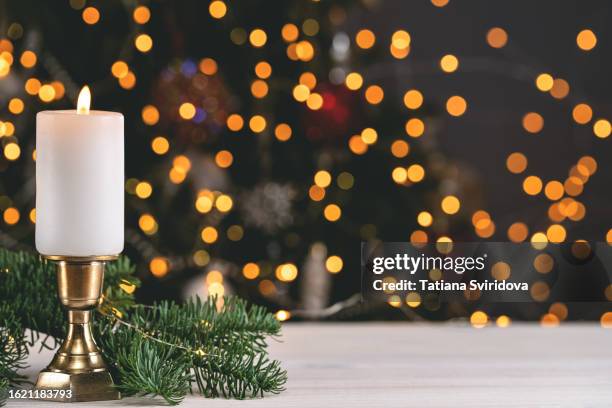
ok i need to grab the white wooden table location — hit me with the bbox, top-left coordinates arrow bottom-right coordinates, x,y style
9,323 -> 612,407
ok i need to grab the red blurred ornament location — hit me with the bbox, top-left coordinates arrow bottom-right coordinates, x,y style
302,83 -> 365,144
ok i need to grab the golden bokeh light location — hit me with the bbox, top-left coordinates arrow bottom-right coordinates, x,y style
150,257 -> 169,277
119,71 -> 137,89
299,72 -> 317,90
111,60 -> 129,79
255,61 -> 272,79
325,255 -> 343,273
215,195 -> 233,212
209,1 -> 227,19
309,185 -> 325,201
226,113 -> 244,131
135,181 -> 153,199
577,155 -> 597,175
25,78 -> 41,95
405,118 -> 425,138
522,175 -> 542,196
407,164 -> 425,182
251,80 -> 268,98
274,123 -> 292,141
199,58 -> 218,75
135,34 -> 153,53
20,50 -> 36,68
440,54 -> 459,73
324,204 -> 342,222
3,207 -> 19,225
281,23 -> 299,43
141,105 -> 159,125
446,95 -> 467,117
361,127 -> 378,145
133,6 -> 151,24
601,312 -> 612,328
201,226 -> 219,244
345,72 -> 363,90
410,230 -> 428,246
576,29 -> 597,51
215,150 -> 233,168
506,152 -> 527,174
550,78 -> 570,99
572,103 -> 593,124
82,7 -> 100,25
531,232 -> 549,250
249,28 -> 267,47
314,170 -> 332,188
391,140 -> 410,158
355,29 -> 376,49
431,0 -> 450,7
491,261 -> 511,280
522,112 -> 544,133
242,263 -> 260,280
138,214 -> 157,235
151,136 -> 169,155
276,263 -> 298,282
306,92 -> 323,110
417,211 -> 433,227
535,73 -> 554,92
249,115 -> 267,133
403,89 -> 423,110
392,167 -> 407,184
8,98 -> 24,114
441,195 -> 460,215
391,30 -> 411,49
178,102 -> 196,120
531,282 -> 550,302
540,313 -> 559,327
593,119 -> 611,138
544,180 -> 564,201
292,84 -> 310,102
38,84 -> 56,102
470,311 -> 488,328
486,27 -> 508,48
549,303 -> 568,320
365,85 -> 384,104
507,222 -> 528,243
546,224 -> 566,243
4,143 -> 20,161
348,135 -> 368,155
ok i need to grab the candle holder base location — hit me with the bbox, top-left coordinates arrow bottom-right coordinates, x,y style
35,370 -> 120,402
33,256 -> 121,402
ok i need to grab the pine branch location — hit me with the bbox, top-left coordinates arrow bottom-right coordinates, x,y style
0,304 -> 29,407
0,248 -> 287,405
0,377 -> 7,407
96,297 -> 287,403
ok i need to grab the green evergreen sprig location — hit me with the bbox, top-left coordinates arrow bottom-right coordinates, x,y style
0,249 -> 287,405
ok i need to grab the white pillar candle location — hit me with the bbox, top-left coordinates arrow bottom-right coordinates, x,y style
36,86 -> 124,257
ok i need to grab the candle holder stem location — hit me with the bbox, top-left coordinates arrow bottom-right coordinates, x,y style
34,257 -> 120,402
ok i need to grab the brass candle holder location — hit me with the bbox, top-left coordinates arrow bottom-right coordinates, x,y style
34,256 -> 121,402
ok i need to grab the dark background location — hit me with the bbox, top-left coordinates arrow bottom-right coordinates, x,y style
0,0 -> 610,323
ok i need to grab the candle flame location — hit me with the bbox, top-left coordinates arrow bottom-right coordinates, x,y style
77,86 -> 91,115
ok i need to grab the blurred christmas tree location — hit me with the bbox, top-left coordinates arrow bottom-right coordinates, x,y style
0,0 -> 478,319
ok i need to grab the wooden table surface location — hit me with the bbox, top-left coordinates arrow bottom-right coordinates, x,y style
10,323 -> 612,407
